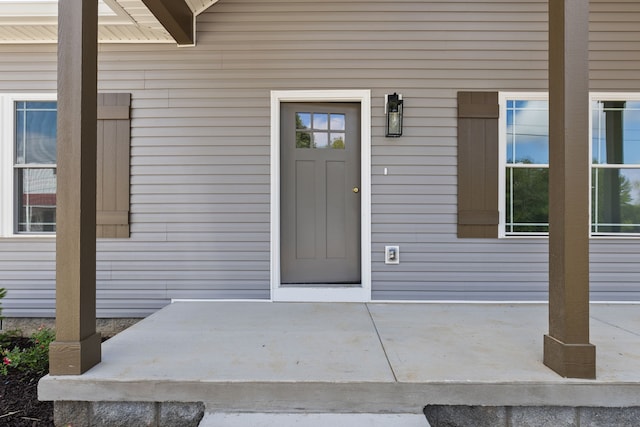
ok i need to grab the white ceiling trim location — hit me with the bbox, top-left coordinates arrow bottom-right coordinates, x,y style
0,0 -> 130,23
187,0 -> 220,15
0,0 -> 220,44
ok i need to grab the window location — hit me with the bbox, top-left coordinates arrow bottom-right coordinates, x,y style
499,93 -> 640,237
1,94 -> 57,236
591,100 -> 640,233
1,92 -> 131,238
502,95 -> 549,235
295,112 -> 346,149
14,100 -> 57,233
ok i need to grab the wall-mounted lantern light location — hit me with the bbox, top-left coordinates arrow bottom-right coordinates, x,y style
385,92 -> 403,137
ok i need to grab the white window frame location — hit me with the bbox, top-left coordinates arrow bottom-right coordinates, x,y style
590,92 -> 640,237
0,93 -> 57,238
499,91 -> 640,239
498,92 -> 549,238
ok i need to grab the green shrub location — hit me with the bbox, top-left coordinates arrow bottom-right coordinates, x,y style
0,329 -> 20,348
1,325 -> 55,376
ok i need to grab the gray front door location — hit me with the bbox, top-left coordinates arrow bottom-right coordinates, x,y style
280,103 -> 361,285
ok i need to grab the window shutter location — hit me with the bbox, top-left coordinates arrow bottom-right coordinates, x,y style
96,93 -> 131,238
457,91 -> 499,238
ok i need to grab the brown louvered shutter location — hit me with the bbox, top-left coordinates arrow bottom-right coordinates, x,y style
457,92 -> 499,238
96,93 -> 131,238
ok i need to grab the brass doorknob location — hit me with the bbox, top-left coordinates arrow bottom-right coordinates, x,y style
353,187 -> 360,193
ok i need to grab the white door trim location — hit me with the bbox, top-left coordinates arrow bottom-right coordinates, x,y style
270,90 -> 372,302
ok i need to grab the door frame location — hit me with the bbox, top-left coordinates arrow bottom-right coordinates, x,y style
270,90 -> 371,302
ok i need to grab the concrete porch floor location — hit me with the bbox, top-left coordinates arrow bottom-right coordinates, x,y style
39,302 -> 640,416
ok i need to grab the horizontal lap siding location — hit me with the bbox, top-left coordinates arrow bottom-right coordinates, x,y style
195,0 -> 544,302
0,1 -> 639,318
0,46 -> 58,315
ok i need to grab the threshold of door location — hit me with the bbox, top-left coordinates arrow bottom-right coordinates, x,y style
280,282 -> 361,287
272,285 -> 369,302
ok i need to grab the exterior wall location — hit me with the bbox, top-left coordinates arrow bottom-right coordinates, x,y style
1,0 -> 640,317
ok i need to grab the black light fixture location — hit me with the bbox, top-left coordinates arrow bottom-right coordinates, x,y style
385,92 -> 403,137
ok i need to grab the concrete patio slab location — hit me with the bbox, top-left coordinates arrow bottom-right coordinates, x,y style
62,302 -> 393,383
39,302 -> 640,415
368,303 -> 550,383
368,303 -> 640,384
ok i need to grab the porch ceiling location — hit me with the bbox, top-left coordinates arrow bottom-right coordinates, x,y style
0,0 -> 219,44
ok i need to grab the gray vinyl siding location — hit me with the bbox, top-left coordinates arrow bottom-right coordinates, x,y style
1,0 -> 640,317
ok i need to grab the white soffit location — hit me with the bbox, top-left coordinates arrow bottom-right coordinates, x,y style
186,0 -> 220,15
0,0 -> 220,44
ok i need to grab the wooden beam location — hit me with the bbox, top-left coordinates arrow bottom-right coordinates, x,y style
141,0 -> 194,46
49,0 -> 101,375
544,0 -> 596,379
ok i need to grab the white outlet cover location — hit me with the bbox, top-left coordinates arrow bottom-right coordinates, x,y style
385,245 -> 400,264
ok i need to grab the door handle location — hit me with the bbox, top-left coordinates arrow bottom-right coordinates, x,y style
353,187 -> 360,193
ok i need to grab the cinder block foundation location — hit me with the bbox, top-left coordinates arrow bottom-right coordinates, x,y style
1,317 -> 141,337
424,405 -> 640,427
53,401 -> 204,427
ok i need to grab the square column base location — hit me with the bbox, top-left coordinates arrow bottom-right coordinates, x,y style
49,332 -> 102,375
543,334 -> 596,379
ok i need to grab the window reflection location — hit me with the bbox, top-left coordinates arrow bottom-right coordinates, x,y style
15,101 -> 57,165
296,112 -> 311,130
314,133 -> 329,148
295,111 -> 346,150
592,168 -> 640,233
330,114 -> 345,131
505,167 -> 549,234
14,100 -> 57,233
313,113 -> 328,130
504,97 -> 640,235
592,101 -> 640,165
591,100 -> 640,234
330,133 -> 345,149
16,168 -> 57,233
506,100 -> 549,164
296,131 -> 311,149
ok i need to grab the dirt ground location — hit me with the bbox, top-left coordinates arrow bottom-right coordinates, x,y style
0,337 -> 53,426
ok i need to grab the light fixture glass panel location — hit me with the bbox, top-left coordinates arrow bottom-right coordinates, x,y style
388,112 -> 401,135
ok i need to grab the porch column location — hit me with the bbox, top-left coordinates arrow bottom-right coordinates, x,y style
544,0 -> 596,379
49,0 -> 101,375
